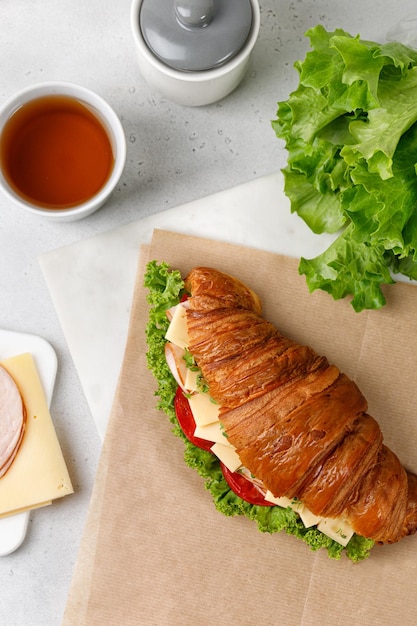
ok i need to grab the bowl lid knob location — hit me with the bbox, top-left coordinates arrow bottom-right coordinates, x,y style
174,0 -> 214,28
139,0 -> 254,72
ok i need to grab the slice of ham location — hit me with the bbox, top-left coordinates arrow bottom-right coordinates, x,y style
0,364 -> 26,478
165,342 -> 189,392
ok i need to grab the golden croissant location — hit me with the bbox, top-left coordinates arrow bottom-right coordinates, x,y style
183,267 -> 417,545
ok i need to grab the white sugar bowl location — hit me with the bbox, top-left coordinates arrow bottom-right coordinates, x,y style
130,0 -> 260,106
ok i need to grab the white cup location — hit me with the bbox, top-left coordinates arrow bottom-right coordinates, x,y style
0,81 -> 126,221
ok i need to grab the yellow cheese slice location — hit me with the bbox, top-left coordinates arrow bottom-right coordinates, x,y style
0,353 -> 73,517
0,501 -> 52,519
188,392 -> 220,427
264,491 -> 291,507
194,421 -> 232,446
298,506 -> 322,529
317,517 -> 354,547
210,442 -> 241,472
265,492 -> 305,522
264,492 -> 322,528
184,367 -> 199,393
264,491 -> 301,512
165,303 -> 188,349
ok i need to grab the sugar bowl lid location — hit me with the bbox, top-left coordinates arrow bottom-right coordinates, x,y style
139,0 -> 254,72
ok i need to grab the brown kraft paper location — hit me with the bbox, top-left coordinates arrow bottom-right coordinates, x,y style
63,229 -> 417,626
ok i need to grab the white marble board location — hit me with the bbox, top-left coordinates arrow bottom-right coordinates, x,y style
38,172 -> 336,440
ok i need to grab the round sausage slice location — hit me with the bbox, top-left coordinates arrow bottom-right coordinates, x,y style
0,364 -> 26,478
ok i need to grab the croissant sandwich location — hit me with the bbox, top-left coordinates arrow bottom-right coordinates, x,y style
145,261 -> 417,562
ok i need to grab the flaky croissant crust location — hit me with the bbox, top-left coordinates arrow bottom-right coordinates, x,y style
184,267 -> 417,544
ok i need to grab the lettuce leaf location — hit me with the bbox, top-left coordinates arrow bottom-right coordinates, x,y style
144,260 -> 186,419
272,24 -> 417,311
144,260 -> 374,562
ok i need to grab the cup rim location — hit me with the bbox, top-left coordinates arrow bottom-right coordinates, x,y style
0,81 -> 126,218
130,0 -> 260,83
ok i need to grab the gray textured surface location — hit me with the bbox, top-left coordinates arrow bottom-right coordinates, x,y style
0,1 -> 415,624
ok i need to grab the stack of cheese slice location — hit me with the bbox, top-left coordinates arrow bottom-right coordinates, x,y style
0,353 -> 73,518
166,302 -> 355,547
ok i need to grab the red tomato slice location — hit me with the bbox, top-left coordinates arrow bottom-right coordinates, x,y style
174,387 -> 213,451
220,462 -> 271,507
174,387 -> 271,506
